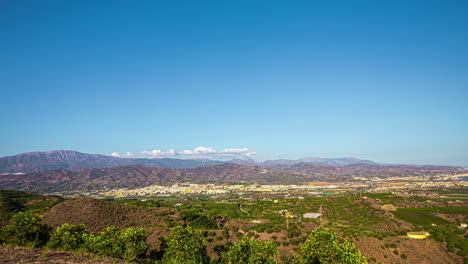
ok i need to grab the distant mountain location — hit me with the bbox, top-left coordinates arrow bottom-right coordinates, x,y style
1,161 -> 465,194
0,150 -> 225,173
0,164 -> 309,193
262,157 -> 378,167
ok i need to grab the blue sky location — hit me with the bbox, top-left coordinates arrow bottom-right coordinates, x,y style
1,0 -> 467,166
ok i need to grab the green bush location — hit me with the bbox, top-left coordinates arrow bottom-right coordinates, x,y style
222,237 -> 278,264
120,227 -> 148,261
82,226 -> 147,261
47,223 -> 88,251
162,226 -> 208,264
1,212 -> 49,247
290,227 -> 367,264
83,226 -> 123,258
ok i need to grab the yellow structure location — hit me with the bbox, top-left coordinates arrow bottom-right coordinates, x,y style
407,232 -> 430,239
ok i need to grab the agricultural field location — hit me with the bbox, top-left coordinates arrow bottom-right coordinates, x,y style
0,188 -> 467,263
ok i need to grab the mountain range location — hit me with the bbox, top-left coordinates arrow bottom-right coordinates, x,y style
0,150 -> 224,173
0,150 -> 465,194
0,150 -> 379,173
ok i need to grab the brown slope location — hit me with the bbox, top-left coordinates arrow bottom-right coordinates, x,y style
185,163 -> 309,183
0,163 -> 310,193
42,197 -> 179,233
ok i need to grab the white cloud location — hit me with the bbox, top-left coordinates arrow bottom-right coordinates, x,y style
125,152 -> 134,157
165,149 -> 177,156
140,146 -> 256,160
141,149 -> 164,156
111,152 -> 121,158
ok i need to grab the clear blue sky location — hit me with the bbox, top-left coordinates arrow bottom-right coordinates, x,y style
1,0 -> 467,166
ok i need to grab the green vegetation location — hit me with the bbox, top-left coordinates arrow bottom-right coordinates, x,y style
1,188 -> 467,263
426,225 -> 468,257
0,211 -> 49,247
162,226 -> 208,264
222,237 -> 278,264
83,226 -> 148,261
47,223 -> 88,251
291,228 -> 367,264
0,190 -> 62,220
393,209 -> 449,226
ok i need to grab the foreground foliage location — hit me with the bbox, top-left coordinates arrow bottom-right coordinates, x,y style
222,237 -> 279,264
82,226 -> 148,261
162,226 -> 209,264
291,228 -> 367,264
0,212 -> 49,247
47,223 -> 88,251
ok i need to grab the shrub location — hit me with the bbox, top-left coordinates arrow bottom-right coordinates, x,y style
222,237 -> 278,264
119,227 -> 148,261
162,226 -> 208,264
47,223 -> 88,251
290,228 -> 367,264
1,212 -> 49,247
83,226 -> 123,258
82,226 -> 147,261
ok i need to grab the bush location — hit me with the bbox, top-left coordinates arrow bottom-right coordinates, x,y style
222,237 -> 278,264
1,212 -> 49,247
290,228 -> 367,264
82,226 -> 147,261
47,223 -> 88,251
162,226 -> 208,264
120,227 -> 148,261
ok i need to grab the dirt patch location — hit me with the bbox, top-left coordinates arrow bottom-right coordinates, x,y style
381,204 -> 397,211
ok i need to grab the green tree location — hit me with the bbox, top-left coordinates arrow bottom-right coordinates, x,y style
162,226 -> 208,264
1,211 -> 49,247
222,237 -> 279,264
291,228 -> 367,264
47,223 -> 88,251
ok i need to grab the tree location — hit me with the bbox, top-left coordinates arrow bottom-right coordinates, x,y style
1,211 -> 49,247
47,223 -> 88,251
222,237 -> 279,264
162,226 -> 208,264
291,228 -> 367,264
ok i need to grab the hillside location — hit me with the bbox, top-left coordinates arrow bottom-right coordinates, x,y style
1,161 -> 466,194
0,164 -> 309,193
42,197 -> 179,233
0,190 -> 63,220
0,150 -> 224,173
